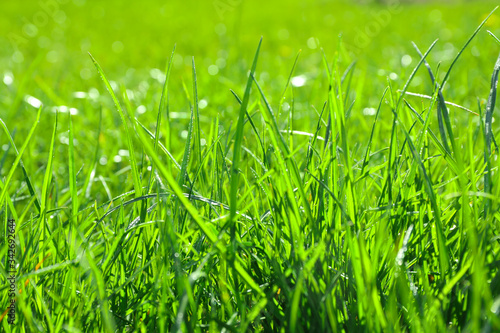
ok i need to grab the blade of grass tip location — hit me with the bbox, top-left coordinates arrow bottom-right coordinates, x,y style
0,119 -> 41,213
136,119 -> 181,170
68,113 -> 78,256
0,107 -> 41,209
229,37 -> 262,226
396,39 -> 439,109
89,53 -> 142,200
134,118 -> 265,296
360,88 -> 388,178
159,45 -> 176,119
279,50 -> 301,143
441,7 -> 498,88
437,8 -> 498,160
483,50 -> 500,216
488,30 -> 500,45
279,50 -> 301,109
177,98 -> 194,189
321,49 -> 356,149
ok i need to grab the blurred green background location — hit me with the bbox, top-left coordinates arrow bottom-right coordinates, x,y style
0,0 -> 499,185
1,0 -> 499,100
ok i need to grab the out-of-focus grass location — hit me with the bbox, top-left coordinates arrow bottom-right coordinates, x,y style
1,1 -> 499,143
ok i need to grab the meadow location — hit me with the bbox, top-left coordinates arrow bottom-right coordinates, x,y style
1,0 -> 500,331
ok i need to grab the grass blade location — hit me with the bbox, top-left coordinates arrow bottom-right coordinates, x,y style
68,113 -> 78,220
483,50 -> 500,215
89,53 -> 142,200
0,107 -> 41,209
229,37 -> 262,225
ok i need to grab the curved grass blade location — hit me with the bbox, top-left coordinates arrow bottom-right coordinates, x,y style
89,53 -> 142,200
483,50 -> 500,215
412,42 -> 452,155
440,7 -> 498,88
148,45 -> 176,194
136,118 -> 181,170
396,39 -> 439,109
229,37 -> 262,225
0,118 -> 41,213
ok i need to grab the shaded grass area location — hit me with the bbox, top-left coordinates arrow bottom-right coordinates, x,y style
1,0 -> 500,331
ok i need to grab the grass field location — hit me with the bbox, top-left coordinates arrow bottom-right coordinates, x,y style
1,0 -> 500,331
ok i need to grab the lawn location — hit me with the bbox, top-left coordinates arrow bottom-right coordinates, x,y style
1,0 -> 500,331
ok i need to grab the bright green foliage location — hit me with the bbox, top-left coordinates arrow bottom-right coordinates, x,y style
1,1 -> 500,332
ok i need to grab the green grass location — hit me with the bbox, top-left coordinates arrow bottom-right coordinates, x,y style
1,0 -> 500,331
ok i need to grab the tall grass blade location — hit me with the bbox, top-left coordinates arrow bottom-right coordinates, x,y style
483,50 -> 500,215
229,37 -> 262,225
89,53 -> 142,200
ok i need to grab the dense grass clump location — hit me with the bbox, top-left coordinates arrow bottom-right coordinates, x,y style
1,1 -> 500,332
